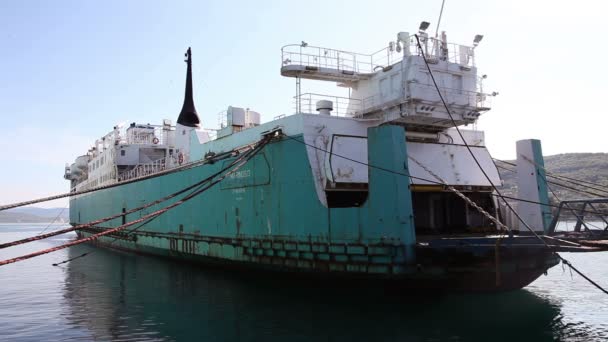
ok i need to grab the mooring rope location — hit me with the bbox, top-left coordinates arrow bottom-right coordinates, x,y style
0,144 -> 257,250
282,129 -> 608,294
0,146 -> 247,212
51,137 -> 272,266
494,158 -> 608,193
493,164 -> 608,216
413,33 -> 608,295
408,156 -> 509,232
0,136 -> 272,266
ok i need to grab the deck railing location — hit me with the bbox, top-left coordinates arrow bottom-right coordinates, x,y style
548,198 -> 608,236
293,93 -> 361,117
281,36 -> 475,75
116,153 -> 186,182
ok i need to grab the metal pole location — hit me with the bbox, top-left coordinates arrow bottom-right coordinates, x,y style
296,76 -> 301,113
435,0 -> 446,38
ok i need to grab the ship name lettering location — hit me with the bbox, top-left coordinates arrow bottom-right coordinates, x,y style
230,170 -> 251,179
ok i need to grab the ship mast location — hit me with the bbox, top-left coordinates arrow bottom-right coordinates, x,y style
177,47 -> 201,127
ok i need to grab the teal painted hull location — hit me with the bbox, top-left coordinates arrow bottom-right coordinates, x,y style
70,125 -> 558,291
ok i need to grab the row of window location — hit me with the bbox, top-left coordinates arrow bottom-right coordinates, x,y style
78,169 -> 117,191
89,150 -> 114,172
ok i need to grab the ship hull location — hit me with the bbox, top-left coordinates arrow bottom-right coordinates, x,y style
69,119 -> 559,292
76,228 -> 559,292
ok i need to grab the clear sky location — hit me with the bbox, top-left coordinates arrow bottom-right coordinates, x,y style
1,0 -> 606,208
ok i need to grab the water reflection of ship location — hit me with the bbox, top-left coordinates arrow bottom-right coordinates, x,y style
62,246 -> 593,341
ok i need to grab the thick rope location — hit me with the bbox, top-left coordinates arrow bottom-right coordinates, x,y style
0,145 -> 255,249
408,156 -> 509,232
0,146 -> 247,212
285,133 -> 608,293
413,34 -> 608,295
0,137 -> 271,266
51,139 -> 272,266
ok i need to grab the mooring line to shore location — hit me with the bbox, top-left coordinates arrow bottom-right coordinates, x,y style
418,34 -> 608,296
280,36 -> 608,296
493,163 -> 608,216
50,137 -> 272,266
0,145 -> 248,212
285,132 -> 608,294
494,158 -> 608,194
495,161 -> 608,199
0,145 -> 254,250
0,136 -> 271,266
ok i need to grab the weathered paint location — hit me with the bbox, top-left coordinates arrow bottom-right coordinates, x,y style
71,124 -> 416,275
516,139 -> 552,233
70,117 -> 557,289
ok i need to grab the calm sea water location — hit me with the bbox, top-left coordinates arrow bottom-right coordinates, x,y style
1,223 -> 608,342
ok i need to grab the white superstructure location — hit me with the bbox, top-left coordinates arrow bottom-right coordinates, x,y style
281,24 -> 493,130
65,23 -> 500,216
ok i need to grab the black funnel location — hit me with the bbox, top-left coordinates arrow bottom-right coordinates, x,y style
177,47 -> 201,127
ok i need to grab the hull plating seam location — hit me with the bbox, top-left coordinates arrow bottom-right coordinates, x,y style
77,228 -> 558,286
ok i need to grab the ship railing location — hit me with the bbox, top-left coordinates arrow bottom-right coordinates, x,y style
407,84 -> 493,110
408,36 -> 476,67
217,110 -> 228,129
105,124 -> 175,147
281,37 -> 475,75
293,93 -> 362,117
292,87 -> 491,119
117,154 -> 183,182
125,126 -> 173,145
369,45 -> 405,70
547,198 -> 608,236
350,86 -> 492,117
282,44 -> 378,74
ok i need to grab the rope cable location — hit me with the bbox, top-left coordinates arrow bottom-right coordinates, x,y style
0,146 -> 253,250
0,147 -> 242,212
495,163 -> 608,202
413,34 -> 608,295
0,136 -> 271,267
285,133 -> 608,293
50,145 -> 264,266
495,158 -> 608,193
36,207 -> 67,236
0,139 -> 266,250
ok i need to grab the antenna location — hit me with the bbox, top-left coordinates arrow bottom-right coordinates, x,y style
434,0 -> 447,38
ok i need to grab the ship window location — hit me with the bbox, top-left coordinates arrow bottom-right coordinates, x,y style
325,182 -> 368,208
326,190 -> 368,208
121,150 -> 126,156
452,74 -> 463,92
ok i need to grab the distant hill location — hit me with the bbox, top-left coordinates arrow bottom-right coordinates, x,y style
0,154 -> 605,223
0,207 -> 69,223
497,153 -> 608,203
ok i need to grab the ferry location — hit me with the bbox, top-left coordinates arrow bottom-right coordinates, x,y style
64,22 -> 588,291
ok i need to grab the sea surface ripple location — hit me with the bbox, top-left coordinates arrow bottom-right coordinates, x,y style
1,223 -> 607,341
